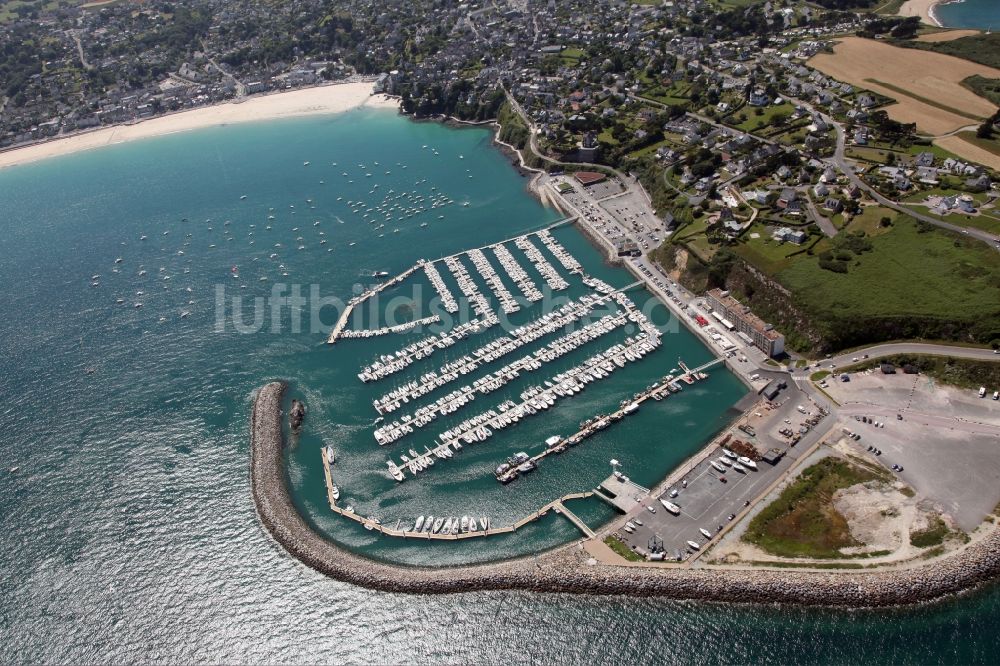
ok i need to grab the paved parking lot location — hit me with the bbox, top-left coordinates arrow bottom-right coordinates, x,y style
613,438 -> 813,560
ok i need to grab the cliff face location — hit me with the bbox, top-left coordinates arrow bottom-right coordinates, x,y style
250,382 -> 1000,607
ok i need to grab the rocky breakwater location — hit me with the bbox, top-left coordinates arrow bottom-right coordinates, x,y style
250,382 -> 1000,606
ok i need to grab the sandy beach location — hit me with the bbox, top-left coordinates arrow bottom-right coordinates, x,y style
898,0 -> 942,26
0,81 -> 398,170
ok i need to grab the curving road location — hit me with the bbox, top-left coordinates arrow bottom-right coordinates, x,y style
818,342 -> 1000,371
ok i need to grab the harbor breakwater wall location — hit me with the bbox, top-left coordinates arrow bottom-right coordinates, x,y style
251,381 -> 1000,607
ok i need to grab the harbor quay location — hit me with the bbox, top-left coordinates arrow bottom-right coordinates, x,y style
251,381 -> 1000,606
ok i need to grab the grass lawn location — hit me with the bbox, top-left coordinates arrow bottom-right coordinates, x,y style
730,103 -> 795,133
776,217 -> 1000,327
743,458 -> 883,559
844,205 -> 897,236
604,535 -> 644,561
734,223 -> 803,275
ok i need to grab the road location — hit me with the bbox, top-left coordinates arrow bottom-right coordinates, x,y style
822,342 -> 1000,370
815,104 -> 1000,250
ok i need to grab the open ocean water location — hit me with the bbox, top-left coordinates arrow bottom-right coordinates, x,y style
0,107 -> 998,663
934,0 -> 1000,30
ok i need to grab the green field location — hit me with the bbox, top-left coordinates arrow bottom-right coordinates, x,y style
776,217 -> 1000,344
730,103 -> 795,133
743,458 -> 883,559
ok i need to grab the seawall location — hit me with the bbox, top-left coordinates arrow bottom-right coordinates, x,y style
251,381 -> 1000,607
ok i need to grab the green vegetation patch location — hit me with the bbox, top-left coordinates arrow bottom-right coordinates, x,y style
910,515 -> 950,548
775,217 -> 1000,349
604,535 -> 645,561
744,458 -> 882,559
903,33 -> 1000,69
962,75 -> 1000,107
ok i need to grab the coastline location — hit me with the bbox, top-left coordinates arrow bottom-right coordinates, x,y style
0,81 -> 394,170
898,0 -> 944,26
251,381 -> 1000,607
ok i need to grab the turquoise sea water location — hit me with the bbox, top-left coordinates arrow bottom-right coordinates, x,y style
1,107 -> 998,662
934,0 -> 1000,29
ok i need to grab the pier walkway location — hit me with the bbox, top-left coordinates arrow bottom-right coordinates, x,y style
322,446 -> 594,541
515,356 -> 722,474
553,500 -> 596,538
327,219 -> 576,344
427,216 -> 578,265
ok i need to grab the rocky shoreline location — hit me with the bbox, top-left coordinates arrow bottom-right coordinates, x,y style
251,381 -> 1000,607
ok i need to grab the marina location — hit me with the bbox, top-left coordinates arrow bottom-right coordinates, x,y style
323,446 -> 596,540
319,207 -> 736,541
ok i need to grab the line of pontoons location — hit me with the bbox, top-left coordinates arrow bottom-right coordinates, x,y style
491,243 -> 543,302
357,314 -> 500,382
514,236 -> 570,291
536,229 -> 583,273
444,255 -> 493,319
372,310 -> 630,445
338,314 -> 442,339
371,289 -> 633,415
467,248 -> 520,315
385,321 -> 661,480
421,259 -> 459,313
495,375 -> 688,484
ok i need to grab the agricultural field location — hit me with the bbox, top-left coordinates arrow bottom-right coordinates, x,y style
808,37 -> 1000,136
904,32 -> 1000,69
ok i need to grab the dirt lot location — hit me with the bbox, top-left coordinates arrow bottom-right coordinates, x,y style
809,37 -> 1000,135
822,370 -> 1000,531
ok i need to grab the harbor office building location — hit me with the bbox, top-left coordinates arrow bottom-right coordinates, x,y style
704,289 -> 785,358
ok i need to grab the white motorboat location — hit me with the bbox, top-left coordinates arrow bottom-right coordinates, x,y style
659,499 -> 681,515
710,460 -> 727,473
415,516 -> 425,532
737,456 -> 758,470
722,448 -> 738,460
331,485 -> 340,501
324,445 -> 335,465
686,540 -> 701,550
699,528 -> 712,539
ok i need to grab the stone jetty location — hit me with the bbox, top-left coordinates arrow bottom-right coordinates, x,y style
251,381 -> 1000,607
